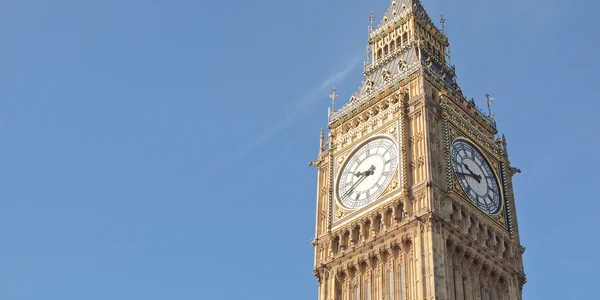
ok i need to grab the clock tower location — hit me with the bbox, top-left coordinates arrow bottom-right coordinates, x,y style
310,1 -> 526,300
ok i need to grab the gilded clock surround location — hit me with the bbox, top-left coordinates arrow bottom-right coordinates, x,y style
450,138 -> 504,216
333,131 -> 404,223
335,141 -> 398,206
310,1 -> 526,300
443,118 -> 511,231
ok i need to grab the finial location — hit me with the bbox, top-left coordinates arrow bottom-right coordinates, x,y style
369,11 -> 375,33
485,94 -> 495,116
502,134 -> 510,158
329,87 -> 339,114
319,128 -> 325,154
441,12 -> 453,65
440,13 -> 446,34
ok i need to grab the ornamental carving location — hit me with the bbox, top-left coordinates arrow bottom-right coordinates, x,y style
321,186 -> 328,194
388,125 -> 397,135
336,208 -> 346,220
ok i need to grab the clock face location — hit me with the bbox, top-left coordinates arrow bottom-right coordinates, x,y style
337,137 -> 398,210
451,140 -> 502,215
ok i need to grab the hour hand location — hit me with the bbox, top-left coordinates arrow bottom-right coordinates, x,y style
354,165 -> 376,177
365,165 -> 376,176
463,163 -> 475,174
462,163 -> 481,176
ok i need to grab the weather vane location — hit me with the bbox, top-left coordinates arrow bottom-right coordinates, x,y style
485,93 -> 495,115
330,87 -> 339,113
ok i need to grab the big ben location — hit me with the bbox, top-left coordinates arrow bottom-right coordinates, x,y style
310,1 -> 526,299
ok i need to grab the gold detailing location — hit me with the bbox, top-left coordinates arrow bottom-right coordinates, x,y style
388,125 -> 397,135
336,209 -> 346,220
382,171 -> 400,196
391,178 -> 398,190
491,161 -> 499,172
321,186 -> 328,194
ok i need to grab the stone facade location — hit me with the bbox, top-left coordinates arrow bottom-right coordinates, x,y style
311,1 -> 526,299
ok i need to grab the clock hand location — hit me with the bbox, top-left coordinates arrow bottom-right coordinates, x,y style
462,163 -> 475,174
461,163 -> 482,183
342,174 -> 368,199
366,165 -> 376,176
343,165 -> 376,199
456,171 -> 482,182
355,165 -> 376,177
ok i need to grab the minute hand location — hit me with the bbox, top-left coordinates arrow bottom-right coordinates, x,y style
341,174 -> 368,199
456,171 -> 482,182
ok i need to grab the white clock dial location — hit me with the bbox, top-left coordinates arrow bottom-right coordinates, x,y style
337,137 -> 398,210
451,139 -> 502,215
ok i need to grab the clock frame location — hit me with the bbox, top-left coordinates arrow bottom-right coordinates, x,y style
450,138 -> 504,215
335,137 -> 399,210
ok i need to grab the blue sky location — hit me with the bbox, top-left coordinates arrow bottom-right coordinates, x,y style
1,0 -> 598,299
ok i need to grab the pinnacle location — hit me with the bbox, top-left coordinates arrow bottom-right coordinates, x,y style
375,0 -> 429,32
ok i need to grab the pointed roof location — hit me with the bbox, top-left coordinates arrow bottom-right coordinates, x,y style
378,0 -> 412,26
380,0 -> 427,25
371,0 -> 431,40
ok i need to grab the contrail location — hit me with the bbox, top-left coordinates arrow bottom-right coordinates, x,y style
213,54 -> 363,169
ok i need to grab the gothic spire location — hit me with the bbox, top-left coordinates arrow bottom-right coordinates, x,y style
374,0 -> 428,33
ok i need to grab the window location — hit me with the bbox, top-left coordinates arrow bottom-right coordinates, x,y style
366,281 -> 371,300
399,267 -> 405,300
453,269 -> 458,300
389,271 -> 394,300
356,285 -> 360,300
462,276 -> 468,300
480,282 -> 484,300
